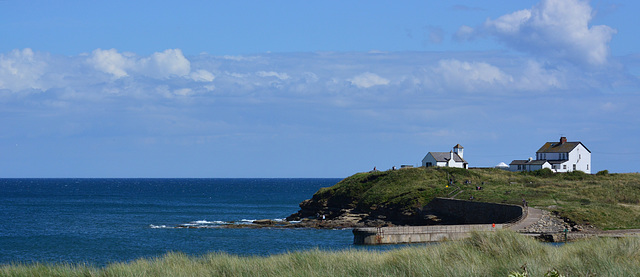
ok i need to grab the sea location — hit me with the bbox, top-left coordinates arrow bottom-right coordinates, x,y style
0,178 -> 408,266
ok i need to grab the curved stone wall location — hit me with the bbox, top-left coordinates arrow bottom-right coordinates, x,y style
422,198 -> 523,224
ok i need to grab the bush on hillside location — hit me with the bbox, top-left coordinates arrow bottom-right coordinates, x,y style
533,168 -> 554,177
562,170 -> 588,180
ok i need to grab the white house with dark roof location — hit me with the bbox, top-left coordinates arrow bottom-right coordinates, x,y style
510,137 -> 591,173
422,144 -> 468,169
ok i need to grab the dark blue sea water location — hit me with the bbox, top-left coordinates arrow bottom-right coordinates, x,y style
0,178 -> 409,266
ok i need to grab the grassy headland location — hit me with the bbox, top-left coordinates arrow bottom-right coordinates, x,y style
3,230 -> 640,276
303,167 -> 640,230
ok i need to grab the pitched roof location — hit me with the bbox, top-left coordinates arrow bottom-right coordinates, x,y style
536,141 -> 590,153
428,152 -> 466,163
453,144 -> 463,149
510,159 -> 550,165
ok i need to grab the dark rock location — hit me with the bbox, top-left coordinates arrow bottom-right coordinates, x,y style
253,219 -> 276,225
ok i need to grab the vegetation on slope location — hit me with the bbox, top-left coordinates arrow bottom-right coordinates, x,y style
4,230 -> 640,276
308,167 -> 640,230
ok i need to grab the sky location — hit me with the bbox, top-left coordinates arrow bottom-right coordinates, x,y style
1,0 -> 639,178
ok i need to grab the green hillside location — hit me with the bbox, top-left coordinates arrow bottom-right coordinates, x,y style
311,167 -> 640,230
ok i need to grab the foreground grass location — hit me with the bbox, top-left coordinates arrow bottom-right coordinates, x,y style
313,167 -> 640,229
3,230 -> 640,276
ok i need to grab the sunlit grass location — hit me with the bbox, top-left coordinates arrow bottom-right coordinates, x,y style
3,230 -> 639,276
314,167 -> 640,229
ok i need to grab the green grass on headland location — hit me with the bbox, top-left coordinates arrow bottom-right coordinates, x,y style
312,167 -> 640,230
3,230 -> 640,276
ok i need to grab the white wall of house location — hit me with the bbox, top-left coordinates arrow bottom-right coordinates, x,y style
421,154 -> 437,167
545,144 -> 591,173
421,152 -> 465,168
570,144 -> 591,173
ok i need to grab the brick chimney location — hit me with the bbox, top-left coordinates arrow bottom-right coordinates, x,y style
560,136 -> 567,144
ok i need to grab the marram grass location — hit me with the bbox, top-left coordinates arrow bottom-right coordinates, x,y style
2,230 -> 640,276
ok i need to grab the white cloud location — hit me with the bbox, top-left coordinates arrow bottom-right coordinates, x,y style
257,71 -> 290,80
473,0 -> 617,65
173,88 -> 194,96
516,60 -> 563,90
138,49 -> 191,79
0,48 -> 48,91
190,69 -> 215,82
348,72 -> 390,88
88,48 -> 191,79
0,49 -> 631,101
88,48 -> 132,78
432,59 -> 513,92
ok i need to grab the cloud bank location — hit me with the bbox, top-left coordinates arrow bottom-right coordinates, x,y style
1,47 -> 630,104
457,0 -> 617,66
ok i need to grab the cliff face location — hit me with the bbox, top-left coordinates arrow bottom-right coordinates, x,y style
285,168 -> 459,227
285,195 -> 436,227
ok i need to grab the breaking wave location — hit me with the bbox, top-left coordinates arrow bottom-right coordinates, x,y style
150,218 -> 282,229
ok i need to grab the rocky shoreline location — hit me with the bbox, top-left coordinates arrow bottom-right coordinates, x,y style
159,192 -> 640,243
157,205 -> 640,243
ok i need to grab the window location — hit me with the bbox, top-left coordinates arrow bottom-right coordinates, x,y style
573,164 -> 576,171
587,164 -> 589,170
426,162 -> 432,167
563,165 -> 567,169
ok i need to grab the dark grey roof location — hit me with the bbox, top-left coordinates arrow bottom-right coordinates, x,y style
428,152 -> 466,163
510,159 -> 550,165
537,141 -> 591,153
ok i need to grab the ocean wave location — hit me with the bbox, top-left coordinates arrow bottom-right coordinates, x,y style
151,217 -> 290,229
191,220 -> 226,225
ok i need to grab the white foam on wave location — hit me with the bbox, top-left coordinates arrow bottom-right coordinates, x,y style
150,224 -> 169,229
191,220 -> 224,225
239,219 -> 256,224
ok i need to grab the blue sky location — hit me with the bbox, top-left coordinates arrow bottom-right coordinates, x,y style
1,0 -> 639,177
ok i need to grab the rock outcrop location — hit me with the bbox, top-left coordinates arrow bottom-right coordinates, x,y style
285,195 -> 435,228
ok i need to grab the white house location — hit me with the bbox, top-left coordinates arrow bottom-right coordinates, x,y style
509,158 -> 552,172
510,137 -> 591,173
422,144 -> 468,169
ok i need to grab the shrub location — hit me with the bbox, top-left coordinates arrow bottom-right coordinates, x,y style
533,168 -> 554,177
596,170 -> 609,176
561,170 -> 588,180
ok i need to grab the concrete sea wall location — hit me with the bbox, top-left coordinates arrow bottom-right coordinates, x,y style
353,224 -> 504,244
353,198 -> 524,245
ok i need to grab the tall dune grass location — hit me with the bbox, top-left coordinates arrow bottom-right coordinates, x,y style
2,230 -> 640,276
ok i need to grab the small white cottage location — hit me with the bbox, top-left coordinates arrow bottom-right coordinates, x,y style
510,137 -> 591,173
422,144 -> 468,169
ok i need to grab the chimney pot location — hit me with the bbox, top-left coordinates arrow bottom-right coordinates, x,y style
560,137 -> 567,144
